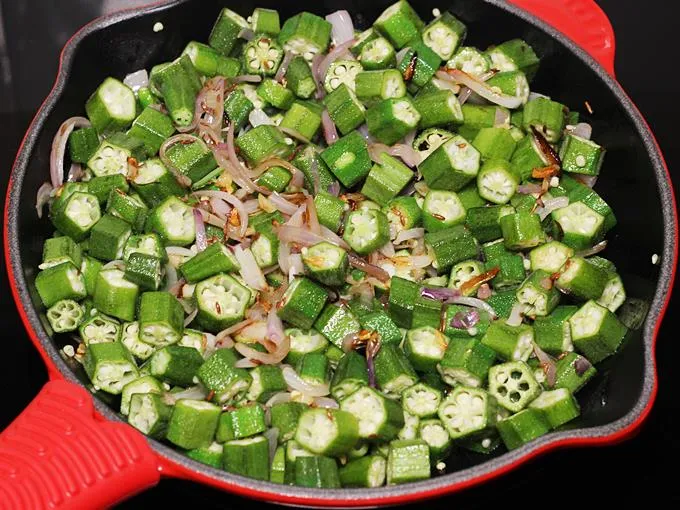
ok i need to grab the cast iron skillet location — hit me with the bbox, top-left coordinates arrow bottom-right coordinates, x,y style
2,0 -> 677,507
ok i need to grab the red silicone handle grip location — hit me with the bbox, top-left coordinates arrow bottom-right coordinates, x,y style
507,0 -> 616,76
0,380 -> 160,509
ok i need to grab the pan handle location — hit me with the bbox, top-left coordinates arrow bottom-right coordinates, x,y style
0,380 -> 160,508
507,0 -> 616,76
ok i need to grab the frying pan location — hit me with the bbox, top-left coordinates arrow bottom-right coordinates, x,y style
2,0 -> 677,507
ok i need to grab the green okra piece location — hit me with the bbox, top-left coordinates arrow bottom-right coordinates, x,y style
533,305 -> 578,355
323,84 -> 366,135
197,348 -> 253,403
150,55 -> 202,127
559,132 -> 605,176
500,211 -> 545,250
285,56 -> 317,99
457,181 -> 487,209
127,107 -> 175,157
424,225 -> 478,274
465,205 -> 514,244
553,352 -> 596,393
270,401 -> 307,442
402,382 -> 443,419
413,90 -> 463,129
277,277 -> 328,329
130,159 -> 184,208
85,77 -> 136,134
516,269 -> 561,317
257,165 -> 293,193
92,268 -> 139,321
148,345 -> 203,387
286,329 -> 329,365
194,273 -> 251,332
386,439 -> 430,485
446,46 -> 491,75
179,242 -> 239,283
163,136 -> 217,184
257,78 -> 295,109
251,229 -> 279,268
124,253 -> 162,291
79,314 -> 121,345
223,436 -> 271,481
343,208 -> 390,256
355,69 -> 405,105
351,28 -> 379,55
251,8 -> 280,35
487,257 -> 526,291
320,131 -> 372,188
403,326 -> 449,372
339,455 -> 387,488
419,134 -> 481,191
280,101 -> 322,140
278,12 -> 332,59
419,418 -> 453,462
486,289 -> 520,319
384,196 -> 422,237
481,322 -> 535,361
246,365 -> 288,403
486,39 -> 540,80
224,88 -> 254,131
86,175 -> 129,206
399,413 -> 420,440
295,408 -> 360,456
330,351 -> 369,400
292,144 -> 339,193
314,303 -> 361,349
51,191 -> 101,241
83,341 -> 139,395
569,300 -> 628,363
438,386 -> 497,439
359,37 -> 397,71
422,189 -> 466,232
323,59 -> 362,94
209,7 -> 249,53
68,127 -> 100,164
186,442 -> 224,469
374,1 -> 424,49
473,128 -> 518,162
127,392 -> 172,439
486,70 -> 530,104
411,292 -> 443,330
488,361 -> 542,412
422,11 -> 466,60
556,256 -> 609,301
496,408 -> 551,450
88,214 -> 132,261
296,353 -> 330,386
147,196 -> 196,246
46,299 -> 84,333
522,97 -> 567,143
123,233 -> 166,263
529,388 -> 580,429
476,159 -> 519,205
510,134 -> 548,182
182,41 -> 241,78
120,374 -> 163,416
294,456 -> 341,488
106,190 -> 148,232
139,291 -> 184,346
359,310 -> 402,346
341,386 -> 405,441
167,399 -> 221,449
301,242 -> 349,287
361,153 -> 414,207
529,241 -> 574,273
40,236 -> 82,270
217,404 -> 267,442
270,445 -> 287,484
437,337 -> 496,388
551,203 -> 606,250
366,97 -> 421,145
387,276 -> 420,328
374,343 -> 418,395
235,125 -> 293,165
314,192 -> 347,233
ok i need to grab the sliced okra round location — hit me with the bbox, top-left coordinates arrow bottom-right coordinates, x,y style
46,299 -> 84,333
437,386 -> 496,440
324,60 -> 362,93
488,361 -> 542,412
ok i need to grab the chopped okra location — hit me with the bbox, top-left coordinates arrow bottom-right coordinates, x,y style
37,1 -> 629,488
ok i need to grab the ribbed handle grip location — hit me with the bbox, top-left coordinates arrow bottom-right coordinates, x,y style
508,0 -> 616,76
0,380 -> 159,509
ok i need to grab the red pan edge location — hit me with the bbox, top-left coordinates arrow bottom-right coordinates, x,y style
3,0 -> 677,506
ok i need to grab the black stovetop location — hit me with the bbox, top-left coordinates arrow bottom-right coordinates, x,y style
1,0 -> 678,506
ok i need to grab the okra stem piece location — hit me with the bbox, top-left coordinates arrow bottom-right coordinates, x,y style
85,77 -> 136,134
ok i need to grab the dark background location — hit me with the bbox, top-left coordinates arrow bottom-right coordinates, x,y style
0,0 -> 677,506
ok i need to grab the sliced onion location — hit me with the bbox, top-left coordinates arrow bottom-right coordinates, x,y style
269,192 -> 299,215
458,87 -> 473,105
449,296 -> 497,319
321,110 -> 339,145
232,74 -> 262,84
319,225 -> 350,250
275,51 -> 295,83
266,307 -> 286,350
67,163 -> 85,182
573,174 -> 598,188
396,47 -> 411,62
368,143 -> 420,167
123,69 -> 149,92
50,116 -> 91,189
282,365 -> 330,397
235,334 -> 290,364
571,123 -> 593,140
357,124 -> 374,143
450,309 -> 481,329
242,199 -> 261,215
394,228 -> 425,245
197,76 -> 226,144
35,182 -> 53,219
536,196 -> 569,221
517,182 -> 543,195
311,54 -> 326,99
328,181 -> 341,197
379,241 -> 396,258
193,208 -> 208,251
574,356 -> 593,376
209,197 -> 231,220
234,244 -> 267,291
308,158 -> 321,195
159,135 -> 198,187
347,253 -> 390,282
164,385 -> 208,404
277,224 -> 350,250
313,397 -> 339,409
265,392 -> 292,407
103,260 -> 125,270
279,126 -> 312,145
183,306 -> 199,327
287,254 -> 304,281
306,195 -> 321,234
420,286 -> 461,301
506,303 -> 525,326
317,39 -> 356,86
163,263 -> 180,292
477,283 -> 492,300
277,237 -> 292,274
264,426 -> 279,463
238,28 -> 255,41
421,287 -> 497,318
533,342 -> 557,388
249,108 -> 274,127
437,69 -> 523,109
216,319 -> 256,340
576,240 -> 608,258
235,358 -> 259,368
494,107 -> 511,127
326,10 -> 354,45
